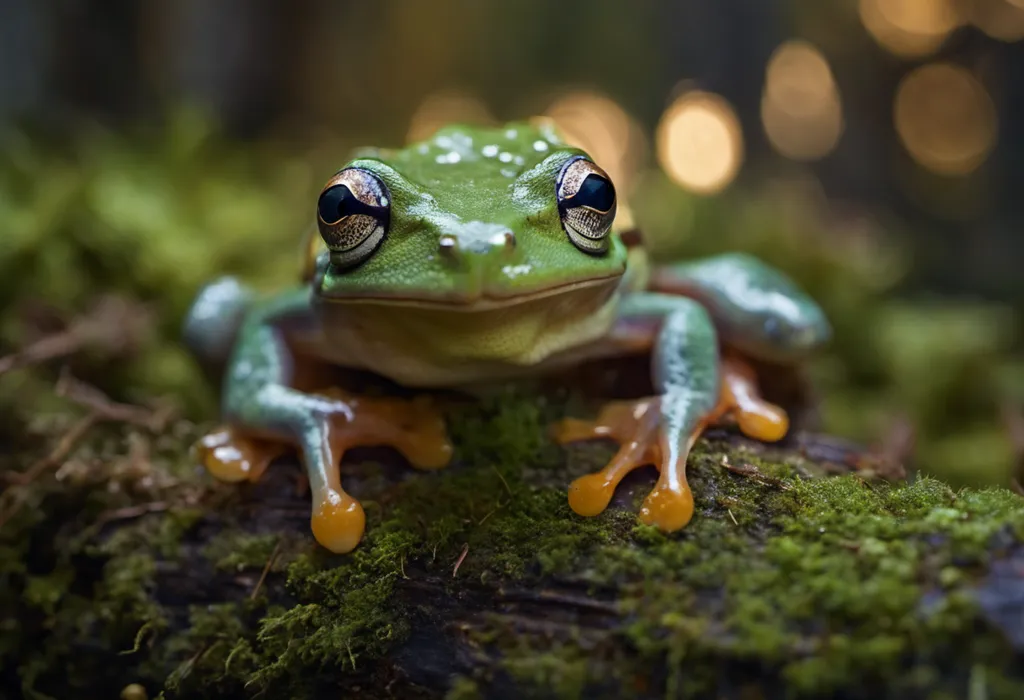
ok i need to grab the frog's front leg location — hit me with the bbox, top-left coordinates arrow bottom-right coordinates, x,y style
556,296 -> 720,531
194,302 -> 452,554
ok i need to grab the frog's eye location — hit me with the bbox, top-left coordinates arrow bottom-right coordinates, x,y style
316,167 -> 391,268
556,157 -> 617,255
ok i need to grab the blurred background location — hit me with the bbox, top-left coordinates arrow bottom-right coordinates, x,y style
0,0 -> 1022,488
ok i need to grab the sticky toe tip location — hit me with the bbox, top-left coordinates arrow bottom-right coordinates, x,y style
639,487 -> 694,532
311,493 -> 366,554
568,474 -> 614,517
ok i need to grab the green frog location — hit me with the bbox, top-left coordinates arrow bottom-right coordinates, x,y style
183,121 -> 831,554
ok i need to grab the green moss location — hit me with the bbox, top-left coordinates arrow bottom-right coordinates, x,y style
452,440 -> 1024,699
202,531 -> 283,573
5,386 -> 1024,699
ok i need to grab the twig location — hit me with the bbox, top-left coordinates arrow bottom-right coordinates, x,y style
95,501 -> 169,526
0,413 -> 99,528
4,413 -> 99,488
493,467 -> 513,497
1001,401 -> 1024,497
0,295 -> 150,376
727,508 -> 738,526
250,539 -> 284,601
863,413 -> 914,481
56,368 -> 175,431
452,543 -> 469,578
719,456 -> 793,491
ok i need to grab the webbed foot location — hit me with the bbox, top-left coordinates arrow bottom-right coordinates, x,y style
554,397 -> 700,531
195,389 -> 452,553
717,354 -> 790,443
554,354 -> 792,532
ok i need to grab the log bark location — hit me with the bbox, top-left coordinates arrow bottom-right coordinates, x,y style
4,390 -> 1024,700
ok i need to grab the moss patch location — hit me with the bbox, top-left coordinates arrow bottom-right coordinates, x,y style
4,388 -> 1024,699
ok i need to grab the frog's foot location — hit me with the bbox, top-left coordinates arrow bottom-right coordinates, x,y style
198,390 -> 453,554
312,388 -> 454,471
311,391 -> 453,553
716,355 -> 789,443
194,427 -> 284,484
553,397 -> 700,532
552,357 -> 789,533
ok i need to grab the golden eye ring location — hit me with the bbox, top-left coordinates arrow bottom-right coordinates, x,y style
316,167 -> 391,269
556,156 -> 617,254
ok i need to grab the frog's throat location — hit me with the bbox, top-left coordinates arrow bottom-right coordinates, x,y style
304,277 -> 624,387
314,273 -> 623,311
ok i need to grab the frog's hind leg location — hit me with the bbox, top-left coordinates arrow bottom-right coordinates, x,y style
647,252 -> 832,364
647,253 -> 832,441
556,296 -> 720,532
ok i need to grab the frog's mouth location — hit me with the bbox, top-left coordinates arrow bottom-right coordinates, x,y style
316,273 -> 623,312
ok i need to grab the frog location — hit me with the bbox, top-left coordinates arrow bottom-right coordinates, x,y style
182,121 -> 831,555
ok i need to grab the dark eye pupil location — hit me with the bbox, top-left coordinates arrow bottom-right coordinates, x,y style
318,185 -> 357,223
570,175 -> 615,213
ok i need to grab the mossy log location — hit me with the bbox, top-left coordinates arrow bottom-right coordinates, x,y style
4,377 -> 1024,700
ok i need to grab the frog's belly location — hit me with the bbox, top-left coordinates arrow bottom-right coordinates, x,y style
293,289 -> 622,388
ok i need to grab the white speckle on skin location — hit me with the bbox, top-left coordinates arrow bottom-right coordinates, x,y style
513,155 -> 525,165
482,144 -> 499,157
499,152 -> 513,163
501,264 -> 532,278
435,151 -> 461,164
500,168 -> 517,178
380,196 -> 390,206
533,140 -> 549,152
505,129 -> 518,139
417,144 -> 430,154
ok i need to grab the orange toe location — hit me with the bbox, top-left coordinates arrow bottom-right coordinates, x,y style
310,489 -> 367,554
639,484 -> 695,532
195,428 -> 279,483
568,472 -> 618,517
735,402 -> 789,443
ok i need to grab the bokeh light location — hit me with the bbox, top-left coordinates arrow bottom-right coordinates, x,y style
656,90 -> 744,195
894,63 -> 997,175
406,89 -> 496,143
761,40 -> 845,161
968,0 -> 1024,42
542,90 -> 647,193
858,0 -> 963,58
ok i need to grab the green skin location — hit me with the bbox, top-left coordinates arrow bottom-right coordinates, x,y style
183,121 -> 831,552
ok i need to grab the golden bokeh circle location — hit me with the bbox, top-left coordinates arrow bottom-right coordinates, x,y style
656,91 -> 744,195
761,40 -> 844,161
859,0 -> 962,57
894,63 -> 997,175
968,0 -> 1024,42
407,90 -> 496,143
543,90 -> 647,193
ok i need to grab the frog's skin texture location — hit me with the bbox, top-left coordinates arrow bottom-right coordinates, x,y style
183,121 -> 831,554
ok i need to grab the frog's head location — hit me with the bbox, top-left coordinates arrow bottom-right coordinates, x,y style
309,122 -> 627,311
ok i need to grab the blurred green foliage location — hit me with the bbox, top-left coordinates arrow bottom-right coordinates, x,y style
0,114 -> 1020,487
0,111 -> 319,419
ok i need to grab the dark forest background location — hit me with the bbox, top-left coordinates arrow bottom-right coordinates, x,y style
1,0 -> 1022,488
